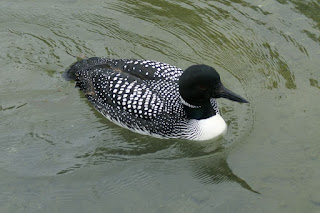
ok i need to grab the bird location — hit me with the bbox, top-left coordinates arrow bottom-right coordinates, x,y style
64,57 -> 248,141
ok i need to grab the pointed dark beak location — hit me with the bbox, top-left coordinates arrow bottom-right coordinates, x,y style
217,85 -> 249,103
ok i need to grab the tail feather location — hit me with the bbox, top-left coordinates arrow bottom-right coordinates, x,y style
63,57 -> 108,81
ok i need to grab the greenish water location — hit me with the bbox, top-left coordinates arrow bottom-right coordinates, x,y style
1,0 -> 320,212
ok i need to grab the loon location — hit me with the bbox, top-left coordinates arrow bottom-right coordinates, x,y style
64,57 -> 248,141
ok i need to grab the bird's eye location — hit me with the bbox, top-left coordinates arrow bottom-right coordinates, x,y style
198,85 -> 207,90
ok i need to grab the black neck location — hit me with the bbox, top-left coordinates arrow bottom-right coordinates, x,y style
183,102 -> 216,120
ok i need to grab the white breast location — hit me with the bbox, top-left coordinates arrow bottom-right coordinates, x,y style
192,114 -> 227,141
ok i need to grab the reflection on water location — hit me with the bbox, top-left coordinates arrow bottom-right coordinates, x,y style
310,78 -> 320,89
281,0 -> 320,29
189,151 -> 259,193
55,99 -> 257,193
2,0 -> 301,187
111,0 -> 300,92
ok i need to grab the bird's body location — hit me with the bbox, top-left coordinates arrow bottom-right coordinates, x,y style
64,57 -> 248,141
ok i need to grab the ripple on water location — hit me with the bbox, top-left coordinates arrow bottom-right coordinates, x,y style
4,0 -> 318,208
0,2 -> 254,184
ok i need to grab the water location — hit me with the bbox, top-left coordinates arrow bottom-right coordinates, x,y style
1,0 -> 320,212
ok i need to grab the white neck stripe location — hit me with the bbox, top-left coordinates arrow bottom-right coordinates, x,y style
180,96 -> 201,108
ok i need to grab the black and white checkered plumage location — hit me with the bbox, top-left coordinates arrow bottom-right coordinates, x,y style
64,57 -> 248,141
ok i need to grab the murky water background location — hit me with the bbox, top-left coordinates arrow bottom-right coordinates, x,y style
1,0 -> 320,212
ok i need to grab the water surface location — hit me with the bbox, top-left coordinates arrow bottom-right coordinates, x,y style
1,0 -> 320,212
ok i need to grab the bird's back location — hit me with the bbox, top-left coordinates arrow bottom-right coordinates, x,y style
65,57 -> 187,138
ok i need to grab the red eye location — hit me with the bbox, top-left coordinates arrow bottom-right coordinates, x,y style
199,85 -> 207,90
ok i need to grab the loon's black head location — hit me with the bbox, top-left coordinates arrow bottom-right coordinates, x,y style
178,64 -> 248,107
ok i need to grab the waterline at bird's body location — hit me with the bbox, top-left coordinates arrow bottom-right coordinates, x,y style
64,57 -> 248,141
